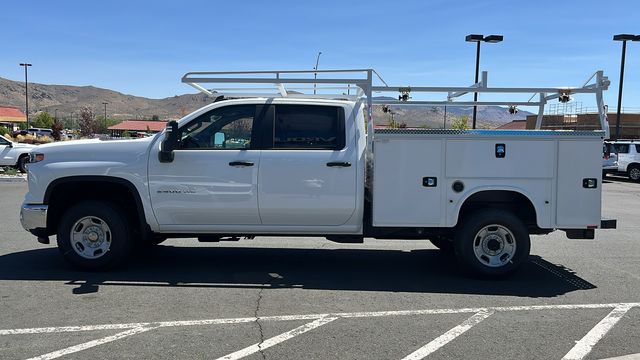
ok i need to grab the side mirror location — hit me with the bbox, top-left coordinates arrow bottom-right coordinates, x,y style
159,121 -> 179,163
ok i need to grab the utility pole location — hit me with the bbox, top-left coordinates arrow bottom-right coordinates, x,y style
102,102 -> 108,133
613,34 -> 640,140
19,63 -> 32,128
443,106 -> 447,129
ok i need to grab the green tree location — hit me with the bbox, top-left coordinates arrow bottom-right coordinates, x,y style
151,115 -> 160,121
93,116 -> 119,134
451,115 -> 469,130
0,126 -> 9,136
32,112 -> 55,129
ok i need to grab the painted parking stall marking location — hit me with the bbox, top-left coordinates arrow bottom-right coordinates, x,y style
2,302 -> 638,360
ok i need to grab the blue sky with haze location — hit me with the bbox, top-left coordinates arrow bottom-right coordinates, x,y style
2,0 -> 639,110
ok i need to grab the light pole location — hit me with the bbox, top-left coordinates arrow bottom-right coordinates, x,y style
19,63 -> 32,128
102,102 -> 108,134
613,34 -> 640,140
465,34 -> 503,129
443,106 -> 447,129
313,51 -> 322,95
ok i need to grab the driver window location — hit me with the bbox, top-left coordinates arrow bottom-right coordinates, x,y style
0,137 -> 10,146
179,105 -> 256,150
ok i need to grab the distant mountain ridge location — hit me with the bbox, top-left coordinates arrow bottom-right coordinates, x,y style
0,77 -> 531,127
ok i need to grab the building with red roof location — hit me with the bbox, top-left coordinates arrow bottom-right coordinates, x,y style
497,120 -> 527,130
108,120 -> 167,137
0,106 -> 27,131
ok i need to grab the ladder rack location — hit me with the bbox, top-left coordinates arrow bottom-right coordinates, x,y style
181,68 -> 611,138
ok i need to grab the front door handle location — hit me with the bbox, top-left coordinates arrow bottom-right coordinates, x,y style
326,161 -> 351,167
229,161 -> 254,167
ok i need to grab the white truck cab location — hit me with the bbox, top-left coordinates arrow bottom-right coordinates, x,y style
20,69 -> 617,277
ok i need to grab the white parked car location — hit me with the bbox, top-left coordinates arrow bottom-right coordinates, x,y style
0,134 -> 36,173
607,140 -> 640,181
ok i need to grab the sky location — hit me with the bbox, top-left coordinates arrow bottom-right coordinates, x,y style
1,0 -> 640,112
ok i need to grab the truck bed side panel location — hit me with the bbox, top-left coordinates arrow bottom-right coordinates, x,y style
372,139 -> 444,227
556,140 -> 602,228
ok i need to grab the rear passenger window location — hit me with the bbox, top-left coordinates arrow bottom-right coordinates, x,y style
614,144 -> 629,153
273,105 -> 344,150
635,144 -> 640,153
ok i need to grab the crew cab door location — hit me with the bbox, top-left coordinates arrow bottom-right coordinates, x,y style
257,104 -> 357,225
148,104 -> 263,226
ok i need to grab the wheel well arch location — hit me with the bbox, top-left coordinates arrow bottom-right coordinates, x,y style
44,176 -> 148,237
456,189 -> 539,230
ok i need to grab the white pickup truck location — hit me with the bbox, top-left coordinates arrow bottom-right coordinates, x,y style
1,134 -> 35,173
20,69 -> 616,276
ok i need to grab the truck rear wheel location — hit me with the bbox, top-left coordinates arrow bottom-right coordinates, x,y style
57,201 -> 132,271
454,209 -> 530,277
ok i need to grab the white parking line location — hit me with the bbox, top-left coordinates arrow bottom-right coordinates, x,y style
562,304 -> 634,360
217,317 -> 338,360
401,310 -> 494,360
1,302 -> 637,360
24,326 -> 159,360
2,302 -> 637,336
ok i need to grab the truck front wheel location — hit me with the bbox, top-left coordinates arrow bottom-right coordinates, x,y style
454,209 -> 530,277
57,201 -> 132,271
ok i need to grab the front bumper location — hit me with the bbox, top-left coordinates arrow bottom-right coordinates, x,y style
20,204 -> 48,237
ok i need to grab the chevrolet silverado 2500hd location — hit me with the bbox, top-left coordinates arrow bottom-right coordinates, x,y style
20,69 -> 616,276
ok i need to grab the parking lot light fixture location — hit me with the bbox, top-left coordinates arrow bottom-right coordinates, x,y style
466,34 -> 503,129
613,34 -> 640,140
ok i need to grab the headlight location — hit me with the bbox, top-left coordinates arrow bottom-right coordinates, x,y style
29,153 -> 45,163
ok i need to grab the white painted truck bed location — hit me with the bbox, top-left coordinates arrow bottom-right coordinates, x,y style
372,129 -> 604,230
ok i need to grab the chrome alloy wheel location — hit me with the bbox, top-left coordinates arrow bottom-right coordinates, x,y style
472,224 -> 516,267
630,167 -> 640,181
70,216 -> 112,259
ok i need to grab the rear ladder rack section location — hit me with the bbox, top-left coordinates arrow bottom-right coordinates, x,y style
181,68 -> 611,139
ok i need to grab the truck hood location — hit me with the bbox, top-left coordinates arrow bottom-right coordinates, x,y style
34,136 -> 158,163
10,142 -> 37,149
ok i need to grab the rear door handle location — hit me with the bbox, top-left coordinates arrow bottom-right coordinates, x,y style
229,161 -> 254,167
326,161 -> 351,167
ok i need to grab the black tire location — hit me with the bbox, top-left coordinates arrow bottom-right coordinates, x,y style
429,237 -> 454,254
17,154 -> 28,173
454,209 -> 530,277
57,201 -> 132,271
628,165 -> 640,182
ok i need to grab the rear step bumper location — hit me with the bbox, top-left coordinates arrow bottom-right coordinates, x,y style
563,218 -> 617,239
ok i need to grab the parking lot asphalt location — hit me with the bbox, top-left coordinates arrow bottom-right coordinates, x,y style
1,177 -> 639,359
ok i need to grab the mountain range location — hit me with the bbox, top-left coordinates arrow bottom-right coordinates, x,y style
0,77 -> 531,128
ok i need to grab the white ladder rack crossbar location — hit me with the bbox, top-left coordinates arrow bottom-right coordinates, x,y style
181,68 -> 611,138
